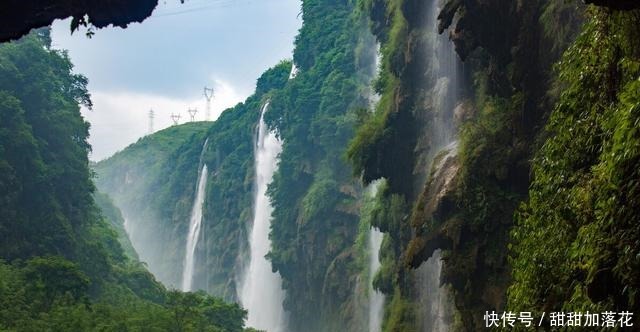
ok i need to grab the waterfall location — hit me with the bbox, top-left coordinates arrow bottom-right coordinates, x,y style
364,40 -> 385,331
368,228 -> 384,332
414,0 -> 462,330
426,0 -> 460,157
123,217 -> 131,235
181,139 -> 210,292
240,102 -> 287,332
289,63 -> 298,79
417,250 -> 453,332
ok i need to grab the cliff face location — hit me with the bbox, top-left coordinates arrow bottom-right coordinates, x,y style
263,0 -> 379,329
350,0 -> 640,330
509,7 -> 640,318
348,0 -> 587,330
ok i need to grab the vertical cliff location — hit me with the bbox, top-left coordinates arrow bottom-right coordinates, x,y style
263,0 -> 380,329
347,0 -> 594,330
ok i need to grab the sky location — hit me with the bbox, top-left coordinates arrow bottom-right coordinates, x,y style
51,0 -> 302,161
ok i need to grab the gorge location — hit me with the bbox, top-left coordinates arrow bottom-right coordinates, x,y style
1,0 -> 639,331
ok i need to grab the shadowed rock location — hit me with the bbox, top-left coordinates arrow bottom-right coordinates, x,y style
0,0 -> 160,42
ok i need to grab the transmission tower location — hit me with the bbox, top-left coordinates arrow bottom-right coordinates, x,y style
203,86 -> 214,121
148,109 -> 154,134
170,113 -> 181,125
188,108 -> 198,122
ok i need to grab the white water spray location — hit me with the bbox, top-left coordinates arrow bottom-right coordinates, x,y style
181,140 -> 209,292
240,102 -> 287,332
414,0 -> 462,330
289,63 -> 298,79
368,227 -> 384,332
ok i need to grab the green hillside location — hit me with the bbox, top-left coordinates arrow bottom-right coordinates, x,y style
0,29 -> 248,331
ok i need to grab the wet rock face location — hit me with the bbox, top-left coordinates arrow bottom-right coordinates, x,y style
422,146 -> 459,221
438,0 -> 638,62
453,101 -> 474,128
437,0 -> 517,62
406,145 -> 460,267
0,0 -> 159,42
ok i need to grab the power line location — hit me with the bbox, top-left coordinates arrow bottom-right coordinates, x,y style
150,0 -> 256,18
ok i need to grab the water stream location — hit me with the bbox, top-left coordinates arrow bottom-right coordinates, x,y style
368,227 -> 384,332
181,139 -> 210,292
414,0 -> 462,330
239,102 -> 287,332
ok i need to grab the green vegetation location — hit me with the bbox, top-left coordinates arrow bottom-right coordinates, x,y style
348,0 -> 408,187
261,0 -> 380,330
3,1 -> 640,331
509,7 -> 640,317
346,0 -> 637,330
96,0 -> 383,329
94,191 -> 139,261
0,29 -> 249,331
95,61 -> 292,300
94,120 -> 214,288
0,258 -> 247,331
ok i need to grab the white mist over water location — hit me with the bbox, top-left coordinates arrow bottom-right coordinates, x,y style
414,0 -> 462,330
240,102 -> 287,332
182,139 -> 210,292
418,250 -> 452,332
368,227 -> 384,332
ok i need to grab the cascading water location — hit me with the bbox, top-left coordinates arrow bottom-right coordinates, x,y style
181,139 -> 209,292
239,102 -> 287,332
417,250 -> 454,332
123,218 -> 131,235
368,227 -> 384,332
365,43 -> 385,332
289,63 -> 298,79
414,0 -> 462,330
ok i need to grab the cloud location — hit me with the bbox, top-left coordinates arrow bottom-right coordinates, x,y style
83,79 -> 245,161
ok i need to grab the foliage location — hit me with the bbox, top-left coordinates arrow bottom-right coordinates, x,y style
348,0 -> 588,330
95,59 -> 292,298
0,28 -> 93,261
0,258 -> 249,332
509,7 -> 640,317
347,0 -> 407,185
260,0 -> 378,330
0,30 -> 249,331
94,191 -> 139,260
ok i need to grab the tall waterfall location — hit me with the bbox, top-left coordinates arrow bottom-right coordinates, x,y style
368,228 -> 384,332
240,102 -> 287,332
415,0 -> 461,330
181,139 -> 210,292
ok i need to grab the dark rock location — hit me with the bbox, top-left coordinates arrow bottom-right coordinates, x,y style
0,0 -> 160,42
584,0 -> 640,10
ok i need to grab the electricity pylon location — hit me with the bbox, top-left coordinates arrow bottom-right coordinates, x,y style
188,108 -> 198,122
170,113 -> 181,125
148,109 -> 154,134
204,87 -> 214,121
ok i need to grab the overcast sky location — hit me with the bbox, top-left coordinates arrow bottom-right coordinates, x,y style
51,0 -> 301,161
